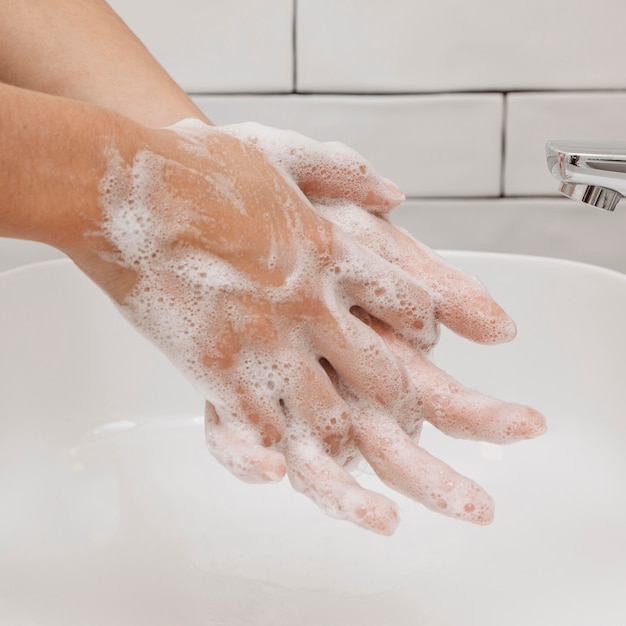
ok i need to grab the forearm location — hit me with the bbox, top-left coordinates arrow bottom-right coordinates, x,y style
0,82 -> 141,254
0,0 -> 208,127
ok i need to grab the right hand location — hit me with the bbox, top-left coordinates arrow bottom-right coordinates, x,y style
71,120 -> 464,534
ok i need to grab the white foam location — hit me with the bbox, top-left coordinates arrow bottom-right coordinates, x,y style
93,119 -> 539,532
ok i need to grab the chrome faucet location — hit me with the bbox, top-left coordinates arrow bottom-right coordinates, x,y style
546,140 -> 626,211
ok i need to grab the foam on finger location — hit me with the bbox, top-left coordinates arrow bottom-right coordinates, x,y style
92,120 -> 540,533
356,415 -> 495,525
284,432 -> 400,535
205,403 -> 287,483
219,122 -> 404,211
316,200 -> 517,345
377,329 -> 547,443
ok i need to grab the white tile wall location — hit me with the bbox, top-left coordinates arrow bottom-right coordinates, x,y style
108,0 -> 293,92
393,198 -> 626,273
297,0 -> 626,93
505,92 -> 626,196
194,94 -> 503,197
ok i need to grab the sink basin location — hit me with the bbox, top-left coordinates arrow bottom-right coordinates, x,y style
1,251 -> 626,626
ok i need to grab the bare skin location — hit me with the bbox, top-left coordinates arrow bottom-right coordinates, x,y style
0,0 -> 204,127
0,1 -> 546,534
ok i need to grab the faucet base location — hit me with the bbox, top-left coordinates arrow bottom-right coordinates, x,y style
559,182 -> 622,212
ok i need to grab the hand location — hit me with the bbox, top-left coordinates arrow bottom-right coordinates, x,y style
0,0 -> 546,532
216,121 -> 520,344
79,120 -> 465,535
203,121 -> 546,531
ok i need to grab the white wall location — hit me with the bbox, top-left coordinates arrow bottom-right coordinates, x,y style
4,0 -> 626,273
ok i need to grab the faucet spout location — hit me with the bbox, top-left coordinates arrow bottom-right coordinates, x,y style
558,182 -> 622,211
546,140 -> 626,211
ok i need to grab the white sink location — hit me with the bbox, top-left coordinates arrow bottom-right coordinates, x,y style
2,251 -> 626,626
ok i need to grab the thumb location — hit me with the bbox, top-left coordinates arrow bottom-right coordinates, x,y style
220,122 -> 404,213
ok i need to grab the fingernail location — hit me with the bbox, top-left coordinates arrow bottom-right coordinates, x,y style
500,314 -> 517,343
263,465 -> 286,482
462,489 -> 495,525
527,408 -> 548,437
355,501 -> 401,536
382,177 -> 405,204
482,303 -> 517,344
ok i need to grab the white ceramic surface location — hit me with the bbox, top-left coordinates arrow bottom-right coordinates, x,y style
1,252 -> 626,625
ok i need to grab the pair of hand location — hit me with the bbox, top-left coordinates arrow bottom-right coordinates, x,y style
84,118 -> 545,535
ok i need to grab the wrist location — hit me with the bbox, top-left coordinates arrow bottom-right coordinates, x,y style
0,84 -> 144,257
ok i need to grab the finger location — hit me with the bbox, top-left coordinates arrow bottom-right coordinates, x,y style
312,304 -> 415,409
283,432 -> 400,535
410,245 -> 517,345
415,356 -> 547,443
205,402 -> 287,484
280,359 -> 358,466
318,202 -> 516,345
355,414 -> 494,525
220,122 -> 404,212
340,252 -> 439,351
292,139 -> 405,213
364,314 -> 547,443
232,375 -> 286,448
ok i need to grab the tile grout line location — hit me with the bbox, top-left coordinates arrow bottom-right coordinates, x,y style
188,89 -> 626,98
500,92 -> 508,198
292,0 -> 297,93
